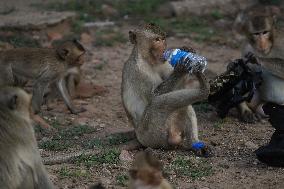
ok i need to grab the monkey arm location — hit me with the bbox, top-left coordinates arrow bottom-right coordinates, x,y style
153,71 -> 186,96
260,58 -> 284,79
152,73 -> 209,111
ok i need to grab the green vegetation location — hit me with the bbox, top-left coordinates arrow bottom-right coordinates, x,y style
82,138 -> 104,149
148,17 -> 219,42
116,173 -> 129,186
107,134 -> 130,145
39,139 -> 72,151
58,167 -> 90,178
39,125 -> 96,151
74,148 -> 120,168
168,155 -> 213,180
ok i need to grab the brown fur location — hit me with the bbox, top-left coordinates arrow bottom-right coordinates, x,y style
129,151 -> 173,189
0,87 -> 54,189
0,40 -> 86,114
235,6 -> 284,122
121,23 -> 209,154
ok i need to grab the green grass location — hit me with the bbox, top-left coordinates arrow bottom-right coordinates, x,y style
58,125 -> 96,139
116,173 -> 129,187
82,138 -> 104,149
147,17 -> 218,42
168,155 -> 213,180
58,167 -> 90,178
107,134 -> 130,145
74,148 -> 120,168
39,125 -> 96,151
39,139 -> 72,151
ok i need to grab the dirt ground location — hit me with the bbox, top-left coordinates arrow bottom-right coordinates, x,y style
1,0 -> 284,189
36,33 -> 284,189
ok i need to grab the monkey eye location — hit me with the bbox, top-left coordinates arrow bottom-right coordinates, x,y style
262,31 -> 269,35
155,37 -> 161,42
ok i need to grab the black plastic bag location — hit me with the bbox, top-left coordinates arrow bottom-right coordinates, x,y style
208,53 -> 263,118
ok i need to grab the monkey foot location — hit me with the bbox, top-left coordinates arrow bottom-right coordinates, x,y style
192,142 -> 213,158
240,110 -> 258,123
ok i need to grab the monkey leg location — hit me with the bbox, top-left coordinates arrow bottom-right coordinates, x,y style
238,102 -> 258,123
0,65 -> 14,86
57,77 -> 86,114
32,80 -> 49,114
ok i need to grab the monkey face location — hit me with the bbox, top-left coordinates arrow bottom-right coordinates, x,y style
251,30 -> 273,55
150,36 -> 167,63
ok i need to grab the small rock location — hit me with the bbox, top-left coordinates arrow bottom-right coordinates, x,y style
73,117 -> 89,126
47,31 -> 62,42
119,150 -> 133,162
245,141 -> 258,149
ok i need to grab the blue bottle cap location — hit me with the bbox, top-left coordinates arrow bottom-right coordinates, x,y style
192,141 -> 205,150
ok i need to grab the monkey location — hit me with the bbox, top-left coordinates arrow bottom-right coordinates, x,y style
0,86 -> 55,189
0,39 -> 86,114
129,151 -> 173,189
234,5 -> 284,123
121,23 -> 210,155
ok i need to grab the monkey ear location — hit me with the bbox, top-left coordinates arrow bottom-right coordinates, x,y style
129,31 -> 136,44
72,39 -> 86,52
129,169 -> 138,179
57,48 -> 69,60
8,94 -> 17,110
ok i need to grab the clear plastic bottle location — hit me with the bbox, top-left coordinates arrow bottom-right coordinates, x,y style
163,49 -> 207,73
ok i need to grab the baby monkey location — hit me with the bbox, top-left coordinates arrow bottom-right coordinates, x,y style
121,23 -> 210,155
0,39 -> 86,114
0,87 -> 55,189
129,151 -> 173,189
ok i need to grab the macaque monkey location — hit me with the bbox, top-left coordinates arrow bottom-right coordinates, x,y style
234,5 -> 284,122
0,39 -> 86,114
0,87 -> 55,189
129,151 -> 173,189
121,23 -> 210,155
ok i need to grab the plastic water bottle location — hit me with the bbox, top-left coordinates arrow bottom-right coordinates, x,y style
163,49 -> 207,73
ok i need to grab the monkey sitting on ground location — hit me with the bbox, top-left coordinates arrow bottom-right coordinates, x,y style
121,23 -> 210,155
0,87 -> 55,189
0,39 -> 86,114
234,5 -> 284,123
129,151 -> 173,189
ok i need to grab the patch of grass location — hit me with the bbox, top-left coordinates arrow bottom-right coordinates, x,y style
82,138 -> 104,149
147,17 -> 217,42
116,173 -> 129,187
58,125 -> 96,139
74,148 -> 120,168
193,102 -> 214,113
116,0 -> 167,17
58,167 -> 90,178
39,139 -> 72,151
168,155 -> 213,180
107,135 -> 130,145
94,29 -> 127,47
211,10 -> 224,20
0,34 -> 40,48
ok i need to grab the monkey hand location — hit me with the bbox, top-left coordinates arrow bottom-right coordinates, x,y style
244,52 -> 259,65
